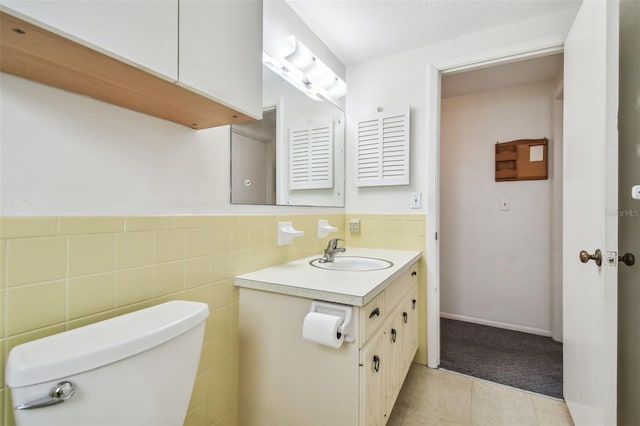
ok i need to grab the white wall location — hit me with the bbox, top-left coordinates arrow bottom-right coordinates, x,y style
345,9 -> 576,214
550,77 -> 564,342
0,73 -> 341,216
1,6 -> 576,217
439,80 -> 556,334
1,0 -> 350,216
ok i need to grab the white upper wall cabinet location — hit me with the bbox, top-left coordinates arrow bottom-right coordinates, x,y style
178,0 -> 263,119
1,0 -> 263,129
1,0 -> 179,81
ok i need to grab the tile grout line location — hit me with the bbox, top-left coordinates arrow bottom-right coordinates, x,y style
151,230 -> 157,301
469,377 -> 475,425
114,229 -> 120,312
65,227 -> 70,329
532,394 -> 543,426
1,238 -> 6,426
182,228 -> 187,295
3,239 -> 7,340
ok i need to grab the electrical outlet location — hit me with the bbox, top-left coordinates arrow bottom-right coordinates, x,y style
500,198 -> 511,211
410,192 -> 422,209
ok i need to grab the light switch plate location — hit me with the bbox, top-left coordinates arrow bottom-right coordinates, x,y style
410,192 -> 422,209
500,198 -> 511,211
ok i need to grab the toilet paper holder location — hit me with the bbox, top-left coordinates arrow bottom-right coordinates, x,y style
309,301 -> 354,342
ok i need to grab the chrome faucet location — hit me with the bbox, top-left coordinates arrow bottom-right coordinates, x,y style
322,238 -> 346,262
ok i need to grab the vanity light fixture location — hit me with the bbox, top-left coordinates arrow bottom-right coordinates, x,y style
262,36 -> 347,105
262,51 -> 322,102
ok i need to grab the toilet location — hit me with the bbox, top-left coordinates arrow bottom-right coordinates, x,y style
6,300 -> 209,426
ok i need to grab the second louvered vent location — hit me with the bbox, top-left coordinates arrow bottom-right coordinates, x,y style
357,107 -> 410,187
289,121 -> 334,190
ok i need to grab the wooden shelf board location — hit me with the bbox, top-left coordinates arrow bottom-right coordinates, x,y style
496,169 -> 517,179
0,11 -> 254,130
495,151 -> 517,161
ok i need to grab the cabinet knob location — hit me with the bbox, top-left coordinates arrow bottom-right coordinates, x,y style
391,328 -> 397,343
412,299 -> 417,309
402,312 -> 408,324
619,252 -> 635,266
369,307 -> 380,318
411,271 -> 417,277
579,249 -> 602,266
373,355 -> 380,372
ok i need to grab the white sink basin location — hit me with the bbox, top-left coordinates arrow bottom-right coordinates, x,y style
310,256 -> 394,271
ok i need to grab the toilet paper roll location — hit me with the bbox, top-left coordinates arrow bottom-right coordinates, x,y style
302,312 -> 344,348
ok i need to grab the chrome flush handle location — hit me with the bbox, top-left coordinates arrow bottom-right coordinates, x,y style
16,381 -> 76,410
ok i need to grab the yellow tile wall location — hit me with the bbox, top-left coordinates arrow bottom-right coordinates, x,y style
0,214 -> 344,426
0,213 -> 427,425
345,214 -> 428,365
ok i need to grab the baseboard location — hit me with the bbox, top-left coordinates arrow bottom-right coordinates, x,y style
440,312 -> 552,337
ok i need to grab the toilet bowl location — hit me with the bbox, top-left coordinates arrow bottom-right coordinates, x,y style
6,300 -> 209,426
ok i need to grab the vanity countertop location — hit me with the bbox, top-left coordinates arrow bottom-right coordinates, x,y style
233,247 -> 421,306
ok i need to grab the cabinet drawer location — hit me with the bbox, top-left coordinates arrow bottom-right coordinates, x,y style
360,291 -> 385,347
386,262 -> 418,312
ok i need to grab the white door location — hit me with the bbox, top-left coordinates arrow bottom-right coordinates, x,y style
563,1 -> 619,425
617,1 -> 640,423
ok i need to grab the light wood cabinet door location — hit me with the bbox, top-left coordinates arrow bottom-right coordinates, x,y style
384,304 -> 406,419
359,327 -> 385,426
179,0 -> 263,119
403,284 -> 419,372
2,0 -> 178,80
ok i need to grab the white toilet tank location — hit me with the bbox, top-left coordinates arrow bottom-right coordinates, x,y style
6,300 -> 209,426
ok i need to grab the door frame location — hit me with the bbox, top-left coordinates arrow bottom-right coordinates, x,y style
425,40 -> 566,368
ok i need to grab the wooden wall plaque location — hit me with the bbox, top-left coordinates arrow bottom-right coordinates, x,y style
495,138 -> 548,182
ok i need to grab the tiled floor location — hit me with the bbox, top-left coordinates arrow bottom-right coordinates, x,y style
387,365 -> 574,426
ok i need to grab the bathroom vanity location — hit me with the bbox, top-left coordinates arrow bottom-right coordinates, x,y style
235,248 -> 421,426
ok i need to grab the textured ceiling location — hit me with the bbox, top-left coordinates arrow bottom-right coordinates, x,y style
285,0 -> 581,66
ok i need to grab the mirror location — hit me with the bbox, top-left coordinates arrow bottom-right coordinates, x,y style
231,106 -> 277,205
230,65 -> 345,207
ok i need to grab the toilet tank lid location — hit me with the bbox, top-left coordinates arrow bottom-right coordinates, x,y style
6,300 -> 210,387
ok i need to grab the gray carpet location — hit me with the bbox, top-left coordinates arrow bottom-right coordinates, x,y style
440,318 -> 563,399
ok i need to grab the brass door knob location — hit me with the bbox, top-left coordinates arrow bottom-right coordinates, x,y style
580,249 -> 602,266
619,253 -> 635,267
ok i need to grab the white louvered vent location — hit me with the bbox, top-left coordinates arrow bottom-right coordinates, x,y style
289,121 -> 334,190
357,107 -> 410,187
